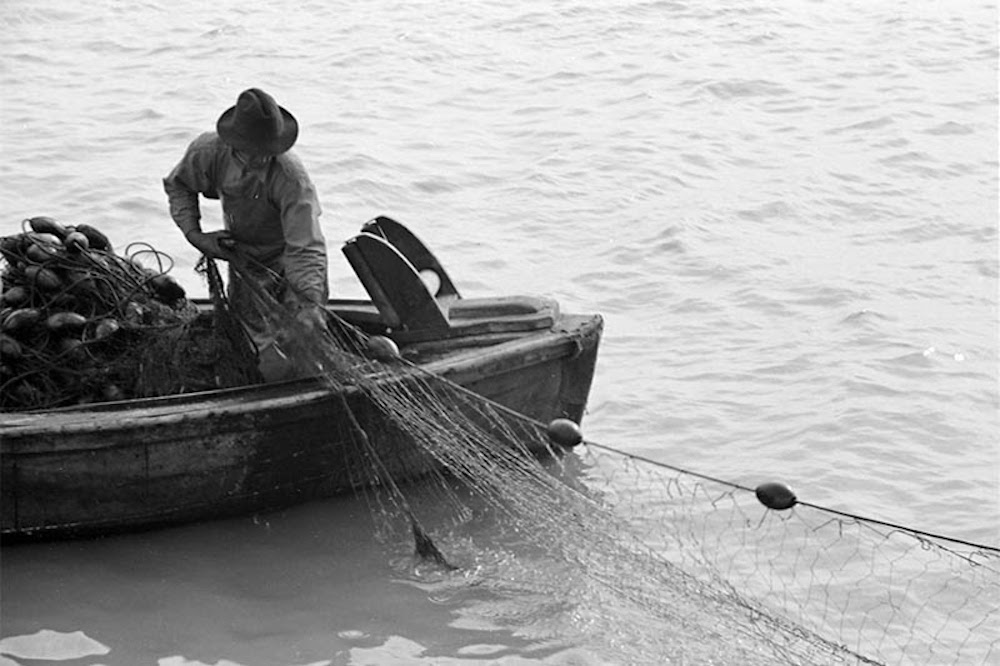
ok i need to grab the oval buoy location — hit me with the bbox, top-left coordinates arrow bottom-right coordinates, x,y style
755,481 -> 797,510
546,418 -> 583,447
367,335 -> 400,361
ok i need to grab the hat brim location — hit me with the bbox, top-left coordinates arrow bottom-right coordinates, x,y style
216,105 -> 299,156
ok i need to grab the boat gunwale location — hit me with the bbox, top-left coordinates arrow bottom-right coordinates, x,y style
0,311 -> 603,541
0,312 -> 603,450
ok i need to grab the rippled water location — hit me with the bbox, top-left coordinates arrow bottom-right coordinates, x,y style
2,0 -> 997,664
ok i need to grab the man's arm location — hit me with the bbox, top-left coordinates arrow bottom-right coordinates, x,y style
163,134 -> 216,235
275,156 -> 328,306
163,133 -> 231,258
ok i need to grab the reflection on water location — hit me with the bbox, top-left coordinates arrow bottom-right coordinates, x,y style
0,629 -> 109,662
0,483 -> 616,665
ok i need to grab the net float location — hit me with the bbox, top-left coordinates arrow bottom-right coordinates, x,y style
1,286 -> 29,306
755,481 -> 797,510
547,418 -> 583,447
26,231 -> 62,246
28,216 -> 69,241
149,274 -> 186,303
25,241 -> 60,264
367,335 -> 400,360
2,307 -> 42,334
46,311 -> 88,333
73,224 -> 112,251
93,318 -> 121,340
64,231 -> 90,253
24,265 -> 62,290
0,333 -> 23,359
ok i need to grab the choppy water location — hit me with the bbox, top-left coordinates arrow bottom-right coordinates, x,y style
1,0 -> 997,664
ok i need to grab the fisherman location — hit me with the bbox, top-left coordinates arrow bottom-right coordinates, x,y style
163,87 -> 329,381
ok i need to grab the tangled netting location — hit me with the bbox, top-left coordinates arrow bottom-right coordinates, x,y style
0,218 -> 260,410
228,256 -> 1000,665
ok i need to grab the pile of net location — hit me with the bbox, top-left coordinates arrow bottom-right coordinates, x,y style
228,259 -> 1000,665
0,217 -> 260,411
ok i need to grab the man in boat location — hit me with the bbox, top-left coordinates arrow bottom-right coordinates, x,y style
163,88 -> 329,381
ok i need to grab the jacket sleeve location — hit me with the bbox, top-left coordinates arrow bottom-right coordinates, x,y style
276,170 -> 329,306
162,133 -> 219,236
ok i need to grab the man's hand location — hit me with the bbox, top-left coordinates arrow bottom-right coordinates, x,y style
276,304 -> 328,352
185,230 -> 235,260
294,304 -> 328,334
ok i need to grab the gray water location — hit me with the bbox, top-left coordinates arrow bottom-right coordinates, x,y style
1,1 -> 997,664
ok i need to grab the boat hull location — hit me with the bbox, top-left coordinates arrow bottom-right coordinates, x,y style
0,312 -> 602,541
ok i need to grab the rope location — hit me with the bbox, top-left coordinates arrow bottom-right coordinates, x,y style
584,440 -> 1000,554
403,361 -> 1000,555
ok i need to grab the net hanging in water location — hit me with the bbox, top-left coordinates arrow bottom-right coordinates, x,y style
227,257 -> 998,666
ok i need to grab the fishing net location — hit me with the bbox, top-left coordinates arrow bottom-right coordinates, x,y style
0,218 -> 260,410
226,256 -> 1000,665
572,446 -> 1000,664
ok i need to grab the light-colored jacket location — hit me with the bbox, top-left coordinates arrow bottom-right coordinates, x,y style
163,132 -> 329,306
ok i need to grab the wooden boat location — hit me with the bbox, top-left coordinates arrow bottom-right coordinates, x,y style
0,218 -> 602,542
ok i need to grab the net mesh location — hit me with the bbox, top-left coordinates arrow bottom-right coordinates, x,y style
228,257 -> 999,665
576,447 -> 999,664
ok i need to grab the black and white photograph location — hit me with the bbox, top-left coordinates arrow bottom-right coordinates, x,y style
1,1 -> 997,664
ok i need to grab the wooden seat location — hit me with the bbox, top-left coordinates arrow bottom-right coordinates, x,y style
342,217 -> 558,342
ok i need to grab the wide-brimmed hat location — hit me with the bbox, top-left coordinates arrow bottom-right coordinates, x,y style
217,88 -> 298,156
